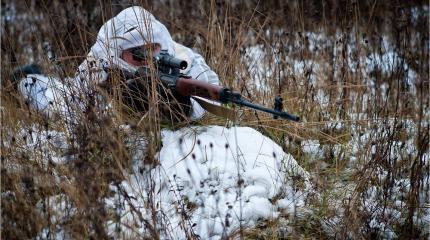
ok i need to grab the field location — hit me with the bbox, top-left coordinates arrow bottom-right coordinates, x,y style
1,0 -> 429,239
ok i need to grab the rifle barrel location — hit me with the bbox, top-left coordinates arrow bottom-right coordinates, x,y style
230,98 -> 300,121
175,77 -> 300,121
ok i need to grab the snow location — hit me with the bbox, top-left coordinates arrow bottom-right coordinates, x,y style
301,139 -> 321,160
103,125 -> 310,239
242,44 -> 271,92
34,194 -> 75,240
6,16 -> 427,237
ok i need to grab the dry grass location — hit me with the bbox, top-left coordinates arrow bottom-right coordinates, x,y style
1,0 -> 429,239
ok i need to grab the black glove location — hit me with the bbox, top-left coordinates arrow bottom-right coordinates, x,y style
122,73 -> 191,124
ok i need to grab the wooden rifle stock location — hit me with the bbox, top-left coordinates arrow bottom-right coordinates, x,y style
175,77 -> 224,101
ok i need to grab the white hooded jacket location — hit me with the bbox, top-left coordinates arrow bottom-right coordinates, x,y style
79,6 -> 220,119
19,6 -> 219,121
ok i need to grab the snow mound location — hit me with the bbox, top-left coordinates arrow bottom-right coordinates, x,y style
107,126 -> 310,239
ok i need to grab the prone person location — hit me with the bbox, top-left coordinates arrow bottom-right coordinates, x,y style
12,6 -> 220,126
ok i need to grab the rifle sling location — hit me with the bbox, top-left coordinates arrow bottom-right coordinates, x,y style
192,97 -> 237,121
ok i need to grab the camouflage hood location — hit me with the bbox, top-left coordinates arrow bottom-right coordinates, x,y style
90,6 -> 176,71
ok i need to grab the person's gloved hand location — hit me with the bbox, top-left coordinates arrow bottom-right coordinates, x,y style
11,64 -> 64,117
11,64 -> 43,89
77,52 -> 111,86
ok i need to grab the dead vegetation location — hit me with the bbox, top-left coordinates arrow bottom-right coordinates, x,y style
1,0 -> 429,239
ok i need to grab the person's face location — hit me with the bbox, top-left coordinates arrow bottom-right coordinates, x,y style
121,43 -> 161,67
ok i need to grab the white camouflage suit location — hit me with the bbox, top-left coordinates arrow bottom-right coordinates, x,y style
18,6 -> 219,121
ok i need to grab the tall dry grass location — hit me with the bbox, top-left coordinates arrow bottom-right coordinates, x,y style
1,0 -> 429,239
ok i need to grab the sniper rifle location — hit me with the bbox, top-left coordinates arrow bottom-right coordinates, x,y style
131,49 -> 300,122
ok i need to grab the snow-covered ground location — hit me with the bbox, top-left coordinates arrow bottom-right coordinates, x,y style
3,5 -> 428,237
28,125 -> 311,239
240,28 -> 429,239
